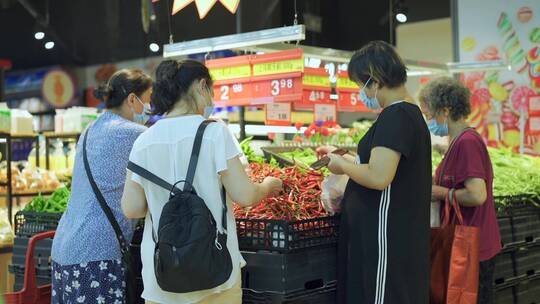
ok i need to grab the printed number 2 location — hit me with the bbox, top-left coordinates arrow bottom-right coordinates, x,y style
220,86 -> 230,100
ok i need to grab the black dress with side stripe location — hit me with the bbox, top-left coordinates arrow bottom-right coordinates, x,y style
336,102 -> 431,304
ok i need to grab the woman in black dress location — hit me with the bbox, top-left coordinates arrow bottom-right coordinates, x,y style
323,41 -> 432,304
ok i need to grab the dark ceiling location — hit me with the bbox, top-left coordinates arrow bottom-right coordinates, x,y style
0,0 -> 451,70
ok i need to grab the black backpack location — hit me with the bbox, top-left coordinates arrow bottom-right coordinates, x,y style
127,120 -> 233,293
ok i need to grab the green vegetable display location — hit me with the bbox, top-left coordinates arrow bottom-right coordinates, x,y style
432,147 -> 540,203
24,187 -> 70,213
240,136 -> 266,164
280,148 -> 318,167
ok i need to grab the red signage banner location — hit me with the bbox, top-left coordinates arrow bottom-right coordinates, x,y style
295,67 -> 332,111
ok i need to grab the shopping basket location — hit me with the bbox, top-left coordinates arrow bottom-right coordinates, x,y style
2,230 -> 55,304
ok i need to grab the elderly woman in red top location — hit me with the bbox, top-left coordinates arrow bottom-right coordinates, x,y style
419,77 -> 502,304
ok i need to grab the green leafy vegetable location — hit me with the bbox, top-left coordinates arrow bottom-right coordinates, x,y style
24,187 -> 70,213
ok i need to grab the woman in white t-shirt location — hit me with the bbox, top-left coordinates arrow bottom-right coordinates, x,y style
120,60 -> 283,304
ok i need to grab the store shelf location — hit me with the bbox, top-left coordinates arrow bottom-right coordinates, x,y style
0,190 -> 54,198
229,123 -> 307,136
42,132 -> 81,139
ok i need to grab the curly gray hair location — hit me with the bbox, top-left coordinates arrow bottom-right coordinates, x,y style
418,76 -> 471,121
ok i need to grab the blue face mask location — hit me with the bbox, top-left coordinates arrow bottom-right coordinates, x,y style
203,106 -> 214,119
427,119 -> 449,136
359,77 -> 381,110
133,95 -> 151,125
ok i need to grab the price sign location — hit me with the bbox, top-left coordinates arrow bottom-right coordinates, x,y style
314,104 -> 337,123
336,76 -> 359,90
338,91 -> 372,112
529,94 -> 540,115
213,82 -> 253,106
253,58 -> 303,77
265,102 -> 292,126
303,74 -> 331,88
252,77 -> 303,102
210,65 -> 251,81
295,89 -> 331,110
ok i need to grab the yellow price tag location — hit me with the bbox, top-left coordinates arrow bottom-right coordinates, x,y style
337,77 -> 359,90
210,65 -> 251,81
303,74 -> 331,88
253,58 -> 304,76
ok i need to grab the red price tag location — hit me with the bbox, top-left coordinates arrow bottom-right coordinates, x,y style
295,89 -> 331,110
314,104 -> 337,123
252,76 -> 303,102
529,94 -> 540,115
213,82 -> 253,106
265,102 -> 292,126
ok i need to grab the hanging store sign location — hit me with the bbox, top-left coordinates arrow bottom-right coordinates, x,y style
295,67 -> 332,111
207,54 -> 253,106
251,49 -> 304,103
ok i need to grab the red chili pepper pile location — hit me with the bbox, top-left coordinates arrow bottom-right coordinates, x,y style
233,163 -> 328,221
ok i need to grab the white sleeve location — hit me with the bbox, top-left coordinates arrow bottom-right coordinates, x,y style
128,140 -> 144,185
213,122 -> 243,174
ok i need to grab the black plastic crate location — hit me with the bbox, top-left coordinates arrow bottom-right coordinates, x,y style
243,281 -> 337,304
514,243 -> 540,278
515,275 -> 540,304
241,246 -> 336,293
494,250 -> 517,285
498,217 -> 514,248
14,211 -> 62,237
11,236 -> 53,276
494,283 -> 517,304
511,214 -> 540,244
495,195 -> 540,215
9,264 -> 51,292
236,216 -> 339,253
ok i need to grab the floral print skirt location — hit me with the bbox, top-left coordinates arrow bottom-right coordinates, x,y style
51,259 -> 126,304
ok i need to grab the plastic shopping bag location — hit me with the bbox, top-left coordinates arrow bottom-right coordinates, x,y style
0,210 -> 14,246
431,201 -> 441,227
321,174 -> 349,214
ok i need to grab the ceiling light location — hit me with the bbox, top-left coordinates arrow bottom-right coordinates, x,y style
34,31 -> 45,40
45,41 -> 55,49
149,43 -> 160,52
396,13 -> 407,23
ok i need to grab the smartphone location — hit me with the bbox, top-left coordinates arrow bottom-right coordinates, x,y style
310,148 -> 348,170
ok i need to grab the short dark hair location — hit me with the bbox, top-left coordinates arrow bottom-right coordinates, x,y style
418,76 -> 471,121
151,59 -> 213,115
93,69 -> 152,109
348,40 -> 407,89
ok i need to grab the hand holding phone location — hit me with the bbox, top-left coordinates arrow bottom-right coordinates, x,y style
310,148 -> 348,170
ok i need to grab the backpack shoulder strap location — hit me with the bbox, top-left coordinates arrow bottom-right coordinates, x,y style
127,161 -> 178,193
183,119 -> 214,192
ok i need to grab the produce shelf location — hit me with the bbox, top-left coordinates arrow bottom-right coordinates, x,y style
0,191 -> 55,198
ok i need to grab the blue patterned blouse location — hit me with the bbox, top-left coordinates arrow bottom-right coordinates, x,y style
52,112 -> 146,265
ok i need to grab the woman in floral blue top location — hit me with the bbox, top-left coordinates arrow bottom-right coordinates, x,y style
51,69 -> 152,304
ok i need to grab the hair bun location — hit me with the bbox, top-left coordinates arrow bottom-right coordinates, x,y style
93,84 -> 112,101
155,60 -> 179,82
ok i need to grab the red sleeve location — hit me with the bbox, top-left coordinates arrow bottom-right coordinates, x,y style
453,133 -> 489,185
